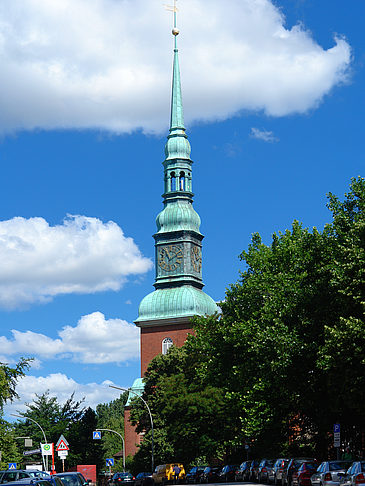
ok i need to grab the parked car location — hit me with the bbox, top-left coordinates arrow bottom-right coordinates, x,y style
235,462 -> 252,482
283,459 -> 317,486
218,465 -> 239,482
249,462 -> 260,482
257,460 -> 275,483
0,480 -> 53,486
311,461 -> 353,486
200,467 -> 221,484
186,467 -> 207,484
272,460 -> 290,486
134,473 -> 153,486
338,462 -> 365,486
54,472 -> 90,486
0,471 -> 51,484
291,462 -> 318,486
152,465 -> 185,485
108,473 -> 135,486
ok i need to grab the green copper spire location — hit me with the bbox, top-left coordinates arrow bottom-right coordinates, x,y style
135,4 -> 218,326
164,9 -> 191,162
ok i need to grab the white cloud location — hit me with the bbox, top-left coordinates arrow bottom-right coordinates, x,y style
0,311 -> 140,364
0,215 -> 152,308
0,0 -> 351,134
250,127 -> 279,142
3,374 -> 127,418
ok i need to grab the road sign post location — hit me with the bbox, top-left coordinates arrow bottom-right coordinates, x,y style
334,424 -> 341,459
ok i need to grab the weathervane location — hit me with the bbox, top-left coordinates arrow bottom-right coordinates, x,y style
164,0 -> 179,37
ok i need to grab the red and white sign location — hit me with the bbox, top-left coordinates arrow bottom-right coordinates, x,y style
55,435 -> 69,452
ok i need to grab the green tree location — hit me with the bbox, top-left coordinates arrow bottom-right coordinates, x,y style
128,178 -> 365,460
0,358 -> 31,468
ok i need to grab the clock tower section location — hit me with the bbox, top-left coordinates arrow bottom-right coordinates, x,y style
134,23 -> 218,375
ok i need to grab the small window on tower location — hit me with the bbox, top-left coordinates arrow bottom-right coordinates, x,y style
171,172 -> 176,191
180,172 -> 185,191
162,337 -> 173,355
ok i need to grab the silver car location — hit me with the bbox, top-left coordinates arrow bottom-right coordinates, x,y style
339,462 -> 365,486
311,461 -> 352,486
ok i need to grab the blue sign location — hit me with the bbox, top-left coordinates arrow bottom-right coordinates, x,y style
8,463 -> 17,470
93,431 -> 101,440
106,458 -> 114,467
334,424 -> 341,433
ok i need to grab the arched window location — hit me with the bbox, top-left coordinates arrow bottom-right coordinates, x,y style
171,172 -> 176,191
179,171 -> 185,191
162,337 -> 173,355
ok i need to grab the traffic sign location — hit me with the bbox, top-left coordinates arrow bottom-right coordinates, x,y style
8,463 -> 17,470
58,450 -> 68,457
93,431 -> 101,440
106,458 -> 114,467
56,435 -> 69,451
56,440 -> 69,451
334,424 -> 341,433
23,448 -> 41,456
41,444 -> 53,456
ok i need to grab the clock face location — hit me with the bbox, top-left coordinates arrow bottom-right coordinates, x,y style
191,245 -> 202,272
158,245 -> 183,272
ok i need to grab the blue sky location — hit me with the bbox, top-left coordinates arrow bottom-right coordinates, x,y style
1,0 -> 364,418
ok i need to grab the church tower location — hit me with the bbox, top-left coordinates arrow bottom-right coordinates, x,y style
124,7 -> 218,458
134,10 -> 218,375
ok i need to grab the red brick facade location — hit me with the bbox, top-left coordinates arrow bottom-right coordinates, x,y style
124,319 -> 193,458
140,322 -> 193,375
124,407 -> 141,458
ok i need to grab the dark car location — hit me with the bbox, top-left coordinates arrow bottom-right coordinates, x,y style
54,472 -> 90,486
291,462 -> 318,486
134,473 -> 153,486
283,459 -> 317,486
186,467 -> 207,484
235,462 -> 252,482
249,462 -> 260,482
339,461 -> 365,486
109,473 -> 135,486
257,460 -> 275,483
272,460 -> 290,486
200,467 -> 221,484
218,466 -> 239,483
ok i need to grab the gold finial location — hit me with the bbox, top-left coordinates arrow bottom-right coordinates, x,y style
164,0 -> 179,35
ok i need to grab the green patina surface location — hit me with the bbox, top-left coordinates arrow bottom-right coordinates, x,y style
125,377 -> 145,407
136,286 -> 218,322
156,200 -> 201,233
135,31 -> 217,324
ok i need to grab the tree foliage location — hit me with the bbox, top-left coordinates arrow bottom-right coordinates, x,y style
130,177 -> 365,463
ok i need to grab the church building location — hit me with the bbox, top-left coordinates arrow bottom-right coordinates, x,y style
124,11 -> 219,459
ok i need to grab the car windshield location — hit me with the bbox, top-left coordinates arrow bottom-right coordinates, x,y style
361,463 -> 365,472
303,464 -> 317,470
56,476 -> 81,486
329,463 -> 352,471
189,468 -> 197,474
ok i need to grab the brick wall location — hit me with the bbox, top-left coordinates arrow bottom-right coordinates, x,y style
124,407 -> 141,458
140,322 -> 194,375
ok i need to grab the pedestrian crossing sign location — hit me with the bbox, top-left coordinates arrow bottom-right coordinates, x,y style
93,431 -> 101,440
8,463 -> 17,470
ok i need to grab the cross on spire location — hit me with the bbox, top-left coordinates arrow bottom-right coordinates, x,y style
164,0 -> 179,41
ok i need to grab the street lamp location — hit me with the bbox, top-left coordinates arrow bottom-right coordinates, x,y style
96,428 -> 125,472
11,414 -> 48,472
109,385 -> 154,473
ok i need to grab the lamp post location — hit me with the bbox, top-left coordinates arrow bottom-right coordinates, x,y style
96,428 -> 125,472
109,385 -> 154,473
11,414 -> 48,472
